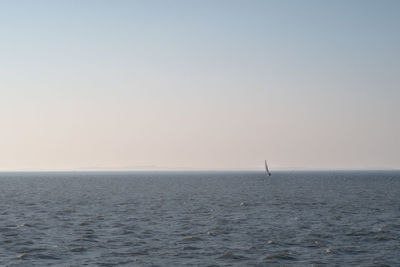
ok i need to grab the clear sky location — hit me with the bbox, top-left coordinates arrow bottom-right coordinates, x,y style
1,0 -> 399,171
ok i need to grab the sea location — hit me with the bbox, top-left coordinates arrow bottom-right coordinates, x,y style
0,171 -> 399,266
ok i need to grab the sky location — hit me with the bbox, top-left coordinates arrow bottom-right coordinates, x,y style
1,0 -> 399,171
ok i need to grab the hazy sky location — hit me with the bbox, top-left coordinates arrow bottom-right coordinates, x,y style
1,0 -> 399,170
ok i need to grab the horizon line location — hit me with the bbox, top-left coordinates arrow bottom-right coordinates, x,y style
0,168 -> 399,173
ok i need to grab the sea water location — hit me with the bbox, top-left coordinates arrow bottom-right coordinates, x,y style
0,171 -> 399,266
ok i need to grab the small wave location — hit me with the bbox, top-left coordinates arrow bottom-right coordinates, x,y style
116,258 -> 138,265
19,247 -> 47,253
182,246 -> 200,251
56,209 -> 76,215
265,251 -> 297,261
123,230 -> 134,235
33,254 -> 61,260
130,250 -> 149,256
336,246 -> 368,255
71,246 -> 86,252
345,229 -> 375,237
207,226 -> 233,235
218,251 -> 249,260
16,223 -> 30,228
375,234 -> 396,241
181,236 -> 202,242
3,231 -> 19,237
4,224 -> 18,228
79,218 -> 93,226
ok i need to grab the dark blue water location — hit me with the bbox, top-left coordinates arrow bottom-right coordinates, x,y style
0,171 -> 399,266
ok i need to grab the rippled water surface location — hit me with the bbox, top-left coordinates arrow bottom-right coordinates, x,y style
0,171 -> 399,266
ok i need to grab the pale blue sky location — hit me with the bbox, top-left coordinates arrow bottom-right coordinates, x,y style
1,0 -> 399,170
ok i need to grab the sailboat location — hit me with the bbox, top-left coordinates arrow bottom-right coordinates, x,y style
265,160 -> 271,176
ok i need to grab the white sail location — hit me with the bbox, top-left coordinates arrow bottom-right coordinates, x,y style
265,160 -> 271,176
